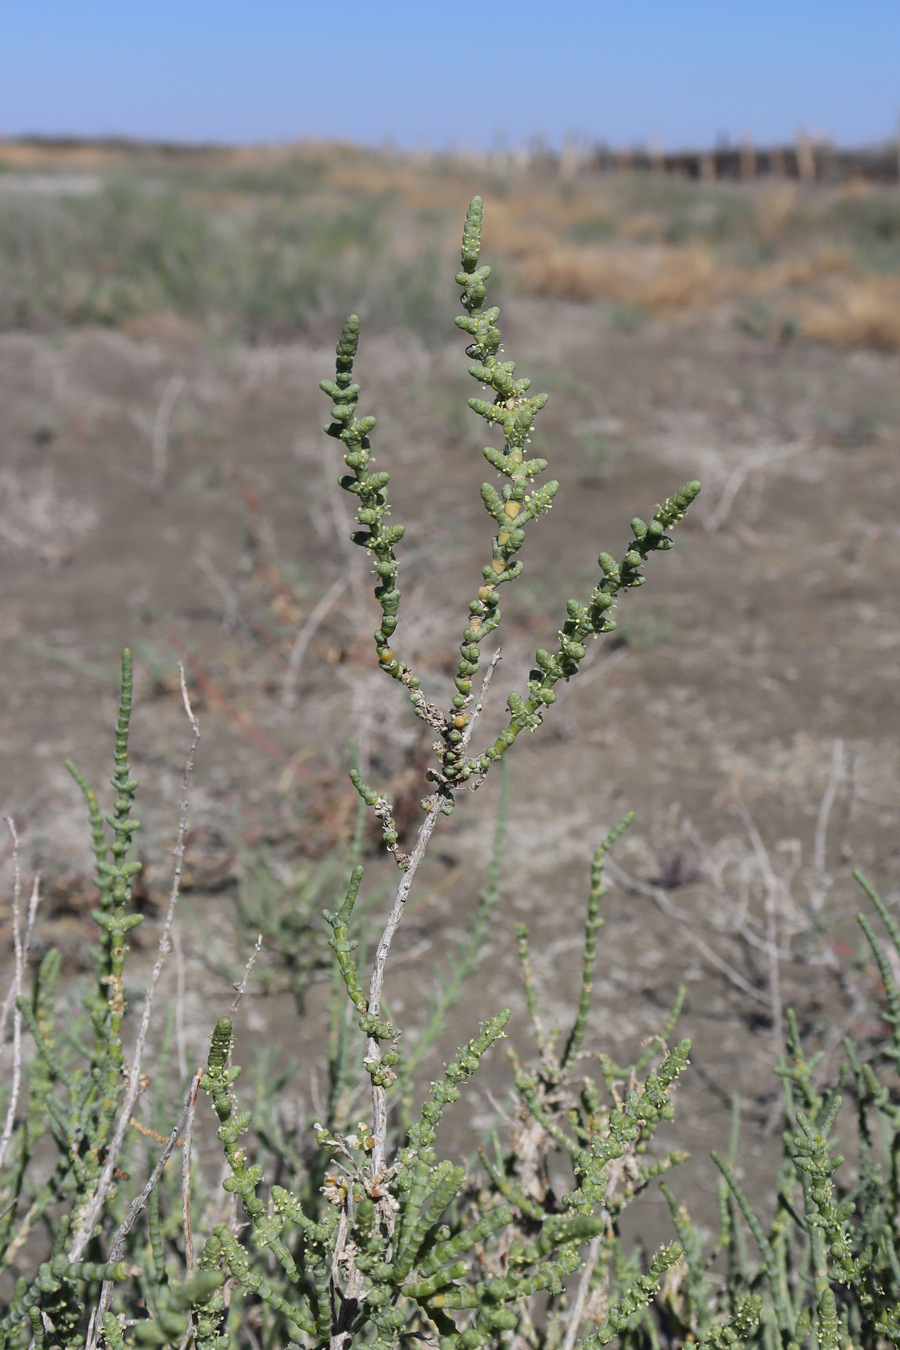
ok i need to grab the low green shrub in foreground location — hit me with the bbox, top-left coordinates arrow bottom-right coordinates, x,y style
1,197 -> 899,1349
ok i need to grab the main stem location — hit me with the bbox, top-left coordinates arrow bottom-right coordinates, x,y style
367,787 -> 449,1179
365,652 -> 500,1179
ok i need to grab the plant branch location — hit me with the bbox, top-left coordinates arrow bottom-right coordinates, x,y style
88,1070 -> 204,1348
69,665 -> 199,1264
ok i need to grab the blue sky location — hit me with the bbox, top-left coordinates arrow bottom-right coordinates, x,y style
3,1 -> 898,152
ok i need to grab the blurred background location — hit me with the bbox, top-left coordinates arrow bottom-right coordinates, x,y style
3,0 -> 900,1215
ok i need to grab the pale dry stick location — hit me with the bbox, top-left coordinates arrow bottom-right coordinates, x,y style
0,875 -> 41,1170
0,822 -> 24,1172
174,1070 -> 204,1350
172,924 -> 189,1081
563,1233 -> 603,1350
726,843 -> 754,935
623,816 -> 799,965
181,1068 -> 202,1275
456,647 -> 503,766
0,517 -> 32,551
69,666 -> 200,1265
366,650 -> 502,1179
734,805 -> 792,1045
281,572 -> 352,712
762,862 -> 784,1050
0,867 -> 40,1042
85,1308 -> 100,1348
87,1071 -> 204,1349
734,805 -> 799,944
365,794 -> 446,1180
813,738 -> 844,899
2,1195 -> 42,1269
725,849 -> 802,959
151,373 -> 187,495
603,856 -> 771,1007
0,820 -> 36,1039
194,549 -> 240,630
703,444 -> 804,534
686,827 -> 756,938
230,932 -> 263,1018
709,834 -> 803,971
177,1320 -> 198,1350
705,796 -> 859,1085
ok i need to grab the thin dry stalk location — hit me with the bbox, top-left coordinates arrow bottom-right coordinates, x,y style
561,1232 -> 602,1350
69,666 -> 200,1264
177,1320 -> 197,1350
367,651 -> 502,1177
0,880 -> 38,1177
173,923 -> 188,1080
0,838 -> 19,1038
2,1196 -> 42,1269
703,445 -> 804,534
0,829 -> 40,1041
281,572 -> 352,712
88,1071 -> 204,1347
762,867 -> 783,1048
367,792 -> 446,1178
0,823 -> 33,1172
181,1069 -> 202,1274
694,823 -> 804,962
151,373 -> 186,494
230,932 -> 263,1018
194,549 -> 240,630
604,854 -> 771,1007
813,738 -> 844,895
735,805 -> 788,1043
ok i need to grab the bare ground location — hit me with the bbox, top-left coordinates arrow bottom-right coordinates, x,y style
2,296 -> 900,1236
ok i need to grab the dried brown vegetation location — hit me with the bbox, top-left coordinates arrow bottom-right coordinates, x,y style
1,138 -> 899,349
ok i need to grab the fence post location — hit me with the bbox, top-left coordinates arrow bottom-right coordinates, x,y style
796,132 -> 816,183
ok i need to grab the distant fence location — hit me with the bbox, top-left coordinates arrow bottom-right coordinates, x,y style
3,134 -> 900,187
571,136 -> 900,186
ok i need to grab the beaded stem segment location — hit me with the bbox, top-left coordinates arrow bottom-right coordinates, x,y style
64,649 -> 143,1152
452,479 -> 702,782
442,195 -> 554,780
321,316 -> 420,694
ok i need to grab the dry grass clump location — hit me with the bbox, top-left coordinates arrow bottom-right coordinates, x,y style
799,275 -> 900,350
490,218 -> 858,320
493,223 -> 724,310
539,242 -> 723,310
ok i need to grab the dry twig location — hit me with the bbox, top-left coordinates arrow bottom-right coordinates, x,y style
0,823 -> 40,1172
151,373 -> 187,494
